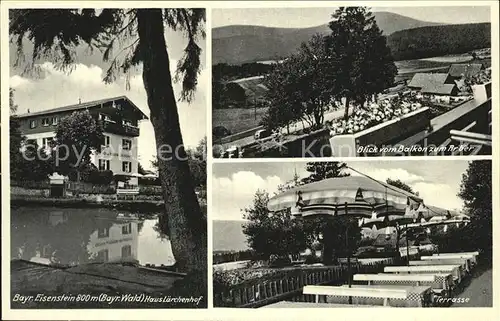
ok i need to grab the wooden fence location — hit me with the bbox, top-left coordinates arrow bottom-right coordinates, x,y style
214,257 -> 415,308
66,181 -> 116,194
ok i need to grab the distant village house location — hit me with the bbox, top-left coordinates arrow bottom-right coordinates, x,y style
407,73 -> 459,97
224,76 -> 268,107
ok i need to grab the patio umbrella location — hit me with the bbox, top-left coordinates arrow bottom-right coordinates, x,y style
268,176 -> 423,219
130,173 -> 143,178
143,173 -> 158,179
267,176 -> 424,301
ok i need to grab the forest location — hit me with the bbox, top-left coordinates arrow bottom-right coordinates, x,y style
213,22 -> 491,110
387,23 -> 490,60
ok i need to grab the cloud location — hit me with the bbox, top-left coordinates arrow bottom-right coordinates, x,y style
212,171 -> 283,221
351,168 -> 425,184
10,75 -> 32,88
413,182 -> 463,210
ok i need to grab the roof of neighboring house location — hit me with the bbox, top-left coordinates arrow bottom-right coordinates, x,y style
448,63 -> 484,78
407,73 -> 451,89
226,76 -> 268,99
421,83 -> 458,95
15,96 -> 149,120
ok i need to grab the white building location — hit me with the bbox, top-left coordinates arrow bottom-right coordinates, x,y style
15,96 -> 148,186
87,220 -> 139,263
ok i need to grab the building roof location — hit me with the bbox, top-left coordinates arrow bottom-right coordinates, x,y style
226,76 -> 268,99
421,83 -> 457,95
448,63 -> 484,78
407,73 -> 451,89
15,96 -> 149,120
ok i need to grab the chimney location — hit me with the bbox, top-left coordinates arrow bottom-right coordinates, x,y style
27,109 -> 30,113
79,98 -> 81,104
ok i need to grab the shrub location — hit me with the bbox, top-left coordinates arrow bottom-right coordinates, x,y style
88,170 -> 114,185
268,254 -> 292,268
139,185 -> 163,195
304,254 -> 321,265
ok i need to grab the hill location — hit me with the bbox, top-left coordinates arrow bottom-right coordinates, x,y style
212,11 -> 443,65
213,220 -> 249,252
387,23 -> 491,60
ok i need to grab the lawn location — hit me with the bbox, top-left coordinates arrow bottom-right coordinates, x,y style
213,107 -> 269,134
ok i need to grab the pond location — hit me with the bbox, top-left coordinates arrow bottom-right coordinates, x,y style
10,206 -> 176,267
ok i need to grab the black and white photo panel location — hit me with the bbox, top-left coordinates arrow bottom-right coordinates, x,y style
211,6 -> 492,158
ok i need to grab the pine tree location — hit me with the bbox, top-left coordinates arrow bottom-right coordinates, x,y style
326,7 -> 397,121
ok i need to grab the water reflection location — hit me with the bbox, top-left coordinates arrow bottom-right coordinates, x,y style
11,207 -> 175,267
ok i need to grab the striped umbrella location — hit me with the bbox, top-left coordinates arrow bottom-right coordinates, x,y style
268,176 -> 423,219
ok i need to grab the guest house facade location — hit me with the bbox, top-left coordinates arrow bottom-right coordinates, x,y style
15,96 -> 148,186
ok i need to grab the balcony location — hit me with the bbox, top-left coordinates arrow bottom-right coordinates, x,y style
100,120 -> 140,137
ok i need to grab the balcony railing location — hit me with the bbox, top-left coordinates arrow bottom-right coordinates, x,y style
100,120 -> 140,137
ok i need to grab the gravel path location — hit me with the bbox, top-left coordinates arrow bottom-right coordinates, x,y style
452,268 -> 492,307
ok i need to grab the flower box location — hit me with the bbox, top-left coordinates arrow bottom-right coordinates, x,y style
472,82 -> 491,102
330,107 -> 431,157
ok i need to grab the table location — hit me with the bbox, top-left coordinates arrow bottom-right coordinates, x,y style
384,265 -> 462,284
261,301 -> 385,308
340,284 -> 433,307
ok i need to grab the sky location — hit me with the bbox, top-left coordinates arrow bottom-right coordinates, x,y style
9,20 -> 207,170
212,6 -> 491,28
211,159 -> 483,221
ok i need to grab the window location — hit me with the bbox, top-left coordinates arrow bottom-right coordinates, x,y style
122,223 -> 132,235
51,117 -> 58,125
97,249 -> 109,262
29,120 -> 37,128
102,135 -> 110,147
42,118 -> 49,126
122,139 -> 132,151
97,227 -> 110,238
121,245 -> 132,259
26,139 -> 37,147
98,159 -> 110,171
99,113 -> 113,122
122,161 -> 132,173
42,137 -> 54,148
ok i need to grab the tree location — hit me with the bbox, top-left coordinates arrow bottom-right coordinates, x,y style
299,162 -> 358,264
151,136 -> 207,188
10,88 -> 18,114
138,163 -> 147,175
301,161 -> 350,184
263,34 -> 336,132
457,160 -> 492,261
53,110 -> 104,181
325,7 -> 397,121
9,89 -> 53,182
242,190 -> 307,263
386,178 -> 417,195
10,9 -> 207,279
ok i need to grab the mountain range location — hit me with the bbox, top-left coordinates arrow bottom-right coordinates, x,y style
213,220 -> 249,252
212,11 -> 445,65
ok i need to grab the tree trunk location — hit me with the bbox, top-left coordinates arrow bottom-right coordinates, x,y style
322,224 -> 333,265
137,9 -> 207,276
344,96 -> 350,122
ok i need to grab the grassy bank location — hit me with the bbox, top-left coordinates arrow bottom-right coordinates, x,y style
213,107 -> 268,133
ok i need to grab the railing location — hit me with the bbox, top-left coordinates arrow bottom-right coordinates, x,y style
101,120 -> 140,137
11,180 -> 51,189
214,257 -> 404,308
67,181 -> 116,194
